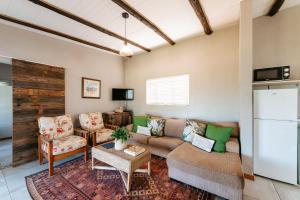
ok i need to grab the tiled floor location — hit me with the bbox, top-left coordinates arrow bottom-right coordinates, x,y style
0,154 -> 83,200
0,139 -> 12,169
0,155 -> 299,200
243,176 -> 300,200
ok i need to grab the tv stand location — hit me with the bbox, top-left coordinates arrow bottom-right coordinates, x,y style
103,111 -> 133,127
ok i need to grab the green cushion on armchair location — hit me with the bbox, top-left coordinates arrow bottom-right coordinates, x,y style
133,116 -> 149,132
205,124 -> 232,153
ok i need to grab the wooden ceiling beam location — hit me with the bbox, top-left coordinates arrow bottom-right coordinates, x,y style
267,0 -> 285,16
111,0 -> 175,45
0,14 -> 120,55
188,0 -> 212,35
27,0 -> 151,52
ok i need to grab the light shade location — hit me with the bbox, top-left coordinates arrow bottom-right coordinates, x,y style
119,43 -> 133,57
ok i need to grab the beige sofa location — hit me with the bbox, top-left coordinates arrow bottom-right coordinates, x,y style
127,118 -> 244,200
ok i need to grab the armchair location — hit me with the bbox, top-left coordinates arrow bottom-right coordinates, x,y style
78,112 -> 118,146
37,114 -> 89,176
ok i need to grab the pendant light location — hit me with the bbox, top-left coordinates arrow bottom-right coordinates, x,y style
120,12 -> 133,57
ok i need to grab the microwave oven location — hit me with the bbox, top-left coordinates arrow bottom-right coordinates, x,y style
253,66 -> 290,82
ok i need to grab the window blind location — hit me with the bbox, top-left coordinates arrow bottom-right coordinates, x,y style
146,74 -> 189,106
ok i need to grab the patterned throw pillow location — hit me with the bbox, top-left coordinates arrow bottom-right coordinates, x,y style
182,120 -> 207,142
147,118 -> 166,137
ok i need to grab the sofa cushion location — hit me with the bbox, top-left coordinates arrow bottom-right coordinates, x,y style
129,133 -> 150,145
226,138 -> 240,154
42,135 -> 86,155
164,118 -> 186,138
149,136 -> 184,151
167,142 -> 244,189
79,112 -> 104,131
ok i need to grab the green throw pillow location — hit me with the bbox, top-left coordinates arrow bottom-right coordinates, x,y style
133,116 -> 148,132
205,124 -> 232,153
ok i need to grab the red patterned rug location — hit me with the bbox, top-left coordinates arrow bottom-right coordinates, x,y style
26,155 -> 214,200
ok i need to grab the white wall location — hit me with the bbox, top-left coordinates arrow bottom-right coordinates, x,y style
0,22 -> 124,120
239,0 -> 253,175
0,85 -> 12,139
125,25 -> 239,122
253,5 -> 300,79
0,63 -> 12,139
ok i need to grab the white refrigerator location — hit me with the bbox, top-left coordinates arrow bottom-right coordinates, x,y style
253,88 -> 298,185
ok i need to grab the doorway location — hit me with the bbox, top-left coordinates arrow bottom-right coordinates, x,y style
0,58 -> 12,169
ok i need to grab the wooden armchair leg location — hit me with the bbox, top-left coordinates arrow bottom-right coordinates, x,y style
48,156 -> 54,176
39,150 -> 43,165
84,132 -> 89,162
38,135 -> 43,165
84,145 -> 89,162
48,141 -> 54,176
92,132 -> 97,147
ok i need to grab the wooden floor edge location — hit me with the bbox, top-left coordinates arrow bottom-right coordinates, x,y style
244,173 -> 255,181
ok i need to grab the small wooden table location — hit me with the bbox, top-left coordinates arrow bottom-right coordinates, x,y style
92,143 -> 151,192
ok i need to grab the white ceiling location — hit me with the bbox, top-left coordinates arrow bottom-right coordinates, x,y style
0,0 -> 299,56
253,0 -> 300,17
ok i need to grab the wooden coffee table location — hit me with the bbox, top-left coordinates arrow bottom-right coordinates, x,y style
91,143 -> 151,192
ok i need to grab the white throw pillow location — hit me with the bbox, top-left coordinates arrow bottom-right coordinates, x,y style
136,126 -> 151,136
192,134 -> 215,153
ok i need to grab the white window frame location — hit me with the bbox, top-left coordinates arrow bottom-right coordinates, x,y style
146,74 -> 189,106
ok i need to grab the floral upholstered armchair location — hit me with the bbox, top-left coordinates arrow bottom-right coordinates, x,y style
37,114 -> 89,176
77,112 -> 118,146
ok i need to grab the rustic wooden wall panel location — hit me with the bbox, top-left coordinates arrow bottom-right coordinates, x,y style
12,59 -> 65,167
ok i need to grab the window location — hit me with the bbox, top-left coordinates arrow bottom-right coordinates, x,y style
146,74 -> 189,106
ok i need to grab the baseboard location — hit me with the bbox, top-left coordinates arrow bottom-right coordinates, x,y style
0,136 -> 12,141
244,173 -> 255,181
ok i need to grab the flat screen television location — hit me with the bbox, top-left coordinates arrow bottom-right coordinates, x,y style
112,88 -> 134,101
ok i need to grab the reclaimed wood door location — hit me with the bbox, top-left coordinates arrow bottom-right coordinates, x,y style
12,59 -> 65,167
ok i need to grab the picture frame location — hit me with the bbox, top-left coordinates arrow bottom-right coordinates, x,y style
81,77 -> 101,99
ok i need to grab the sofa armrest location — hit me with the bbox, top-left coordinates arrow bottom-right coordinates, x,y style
104,124 -> 119,130
126,124 -> 133,132
226,138 -> 240,154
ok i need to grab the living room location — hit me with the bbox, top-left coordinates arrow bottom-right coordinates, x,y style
0,0 -> 299,200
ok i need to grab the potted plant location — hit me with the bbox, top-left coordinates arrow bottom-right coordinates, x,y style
111,127 -> 131,150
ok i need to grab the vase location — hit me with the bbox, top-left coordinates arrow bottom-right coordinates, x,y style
114,139 -> 127,150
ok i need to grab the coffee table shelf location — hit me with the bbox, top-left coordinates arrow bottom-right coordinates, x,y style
92,144 -> 151,192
